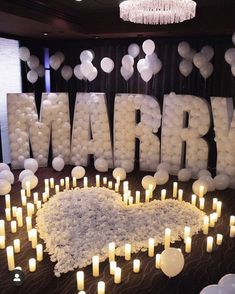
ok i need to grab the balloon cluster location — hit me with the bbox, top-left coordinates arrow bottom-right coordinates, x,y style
0,163 -> 13,195
224,32 -> 235,77
114,94 -> 161,173
19,47 -> 45,84
7,93 -> 70,169
137,39 -> 162,82
200,273 -> 235,294
74,50 -> 98,82
178,42 -> 214,79
71,93 -> 113,168
161,92 -> 210,177
19,158 -> 39,189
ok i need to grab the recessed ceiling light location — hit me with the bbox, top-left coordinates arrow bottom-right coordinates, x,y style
43,32 -> 48,36
75,0 -> 82,2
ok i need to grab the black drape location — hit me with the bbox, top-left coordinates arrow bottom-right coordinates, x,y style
19,35 -> 235,173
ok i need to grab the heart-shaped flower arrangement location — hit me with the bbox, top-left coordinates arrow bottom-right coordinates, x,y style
36,187 -> 204,277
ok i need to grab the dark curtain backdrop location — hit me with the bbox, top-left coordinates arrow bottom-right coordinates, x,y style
19,35 -> 235,173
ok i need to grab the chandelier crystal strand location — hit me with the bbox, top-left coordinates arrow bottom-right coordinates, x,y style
119,0 -> 197,25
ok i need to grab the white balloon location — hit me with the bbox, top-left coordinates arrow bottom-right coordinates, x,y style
54,51 -> 65,64
52,157 -> 65,172
232,33 -> 235,45
81,61 -> 93,78
178,168 -> 192,182
36,65 -> 45,77
0,170 -> 14,184
154,170 -> 169,185
198,169 -> 211,178
193,53 -> 208,69
151,58 -> 162,75
214,174 -> 230,190
74,64 -> 84,80
71,166 -> 86,179
178,42 -> 191,58
19,47 -> 30,62
87,67 -> 98,82
19,169 -> 34,182
47,93 -> 58,105
80,50 -> 93,63
160,248 -> 185,278
137,58 -> 148,73
200,62 -> 214,79
179,60 -> 193,77
200,285 -> 231,294
128,43 -> 140,58
192,179 -> 208,196
141,175 -> 157,190
231,64 -> 235,77
218,274 -> 235,293
157,162 -> 171,173
24,158 -> 38,173
27,70 -> 38,84
141,67 -> 153,82
122,55 -> 134,70
225,48 -> 235,65
27,55 -> 39,70
120,66 -> 134,81
61,65 -> 73,81
0,163 -> 10,172
199,176 -> 215,192
22,175 -> 38,190
100,57 -> 115,73
0,179 -> 11,195
94,158 -> 108,172
201,46 -> 214,61
49,55 -> 61,70
142,39 -> 155,55
112,167 -> 126,181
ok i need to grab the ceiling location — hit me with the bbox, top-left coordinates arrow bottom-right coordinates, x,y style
0,0 -> 234,40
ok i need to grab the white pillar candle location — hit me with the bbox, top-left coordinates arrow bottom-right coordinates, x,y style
31,228 -> 37,249
60,179 -> 65,187
0,220 -> 5,236
114,267 -> 121,284
12,206 -> 17,218
216,234 -> 223,245
199,185 -> 204,198
116,176 -> 120,185
21,189 -> 26,198
103,177 -> 107,185
110,261 -> 116,275
11,221 -> 17,233
230,225 -> 235,238
28,229 -> 33,241
212,198 -> 218,210
161,189 -> 166,201
125,243 -> 131,260
55,185 -> 60,194
123,181 -> 128,193
83,177 -> 88,188
33,192 -> 38,204
42,192 -> 47,203
230,215 -> 235,226
45,187 -> 50,198
5,208 -> 11,221
44,179 -> 49,188
216,201 -> 222,217
145,190 -> 150,203
96,175 -> 100,187
213,212 -> 218,223
36,244 -> 43,261
92,255 -> 99,277
173,182 -> 178,198
149,184 -> 153,198
209,213 -> 215,228
29,258 -> 36,272
26,216 -> 32,231
184,226 -> 191,242
21,194 -> 27,206
164,228 -> 171,249
5,194 -> 11,208
13,239 -> 20,253
6,246 -> 15,271
76,271 -> 84,291
155,254 -> 161,269
50,178 -> 54,188
178,189 -> 183,202
206,236 -> 213,253
37,201 -> 42,210
123,193 -> 128,205
97,281 -> 105,294
135,191 -> 140,204
65,177 -> 70,190
191,194 -> 197,206
108,181 -> 113,189
203,216 -> 209,235
26,181 -> 31,197
71,177 -> 76,188
148,238 -> 155,257
27,203 -> 34,217
133,259 -> 140,273
185,237 -> 192,253
128,196 -> 133,205
16,207 -> 23,227
115,183 -> 119,192
0,236 -> 5,249
108,242 -> 115,262
199,198 -> 205,210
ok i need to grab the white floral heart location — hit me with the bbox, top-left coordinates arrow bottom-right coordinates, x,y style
36,187 -> 204,276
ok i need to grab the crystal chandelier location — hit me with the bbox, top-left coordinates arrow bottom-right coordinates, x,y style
119,0 -> 197,25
